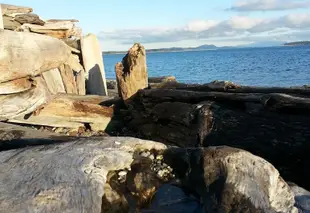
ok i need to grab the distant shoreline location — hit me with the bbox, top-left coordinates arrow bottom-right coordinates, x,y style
102,43 -> 310,55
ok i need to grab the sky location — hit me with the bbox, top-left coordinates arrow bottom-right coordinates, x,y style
4,0 -> 310,50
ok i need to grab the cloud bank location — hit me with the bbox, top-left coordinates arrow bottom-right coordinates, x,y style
228,0 -> 310,12
98,13 -> 310,45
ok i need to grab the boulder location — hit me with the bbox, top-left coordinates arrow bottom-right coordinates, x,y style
115,43 -> 148,103
0,137 -> 167,213
81,33 -> 108,96
0,30 -> 71,83
0,134 -> 303,213
164,146 -> 298,213
289,183 -> 310,212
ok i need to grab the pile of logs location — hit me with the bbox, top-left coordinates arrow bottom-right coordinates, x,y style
0,4 -> 110,132
111,44 -> 310,189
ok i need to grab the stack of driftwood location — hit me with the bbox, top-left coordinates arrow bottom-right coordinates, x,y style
0,4 -> 111,132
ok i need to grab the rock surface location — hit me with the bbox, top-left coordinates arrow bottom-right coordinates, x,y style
0,137 -> 167,213
115,43 -> 148,103
164,146 -> 298,213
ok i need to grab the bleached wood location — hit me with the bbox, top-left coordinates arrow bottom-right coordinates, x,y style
81,34 -> 108,96
42,68 -> 66,94
0,77 -> 32,95
0,77 -> 51,119
0,30 -> 71,83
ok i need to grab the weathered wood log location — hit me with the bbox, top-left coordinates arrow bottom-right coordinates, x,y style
59,64 -> 78,94
128,88 -> 310,189
62,38 -> 81,50
9,94 -> 114,130
115,43 -> 148,103
3,15 -> 21,30
148,76 -> 176,83
0,122 -> 73,150
46,19 -> 79,23
54,93 -> 117,105
0,137 -> 166,212
42,68 -> 66,94
0,6 -> 3,29
138,89 -> 310,112
76,70 -> 86,95
0,30 -> 71,83
0,77 -> 33,95
18,22 -> 82,39
1,4 -> 32,15
81,33 -> 108,96
175,80 -> 310,96
14,13 -> 44,25
0,77 -> 51,119
66,54 -> 83,72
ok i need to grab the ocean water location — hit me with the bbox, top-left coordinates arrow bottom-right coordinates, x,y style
103,46 -> 310,87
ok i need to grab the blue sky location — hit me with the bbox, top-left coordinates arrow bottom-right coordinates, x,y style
4,0 -> 310,50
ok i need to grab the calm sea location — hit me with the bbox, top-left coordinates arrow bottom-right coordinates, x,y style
103,46 -> 310,87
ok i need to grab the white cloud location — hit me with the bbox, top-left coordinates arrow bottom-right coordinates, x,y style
98,13 -> 310,46
228,0 -> 310,12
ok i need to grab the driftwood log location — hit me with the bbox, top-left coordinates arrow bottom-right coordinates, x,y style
0,77 -> 51,119
1,4 -> 32,15
0,30 -> 71,83
0,77 -> 33,95
9,94 -> 114,130
127,82 -> 310,189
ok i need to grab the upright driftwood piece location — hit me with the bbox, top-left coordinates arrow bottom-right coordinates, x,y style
59,64 -> 78,94
76,70 -> 86,95
81,33 -> 108,96
115,43 -> 148,103
0,30 -> 71,83
42,68 -> 66,94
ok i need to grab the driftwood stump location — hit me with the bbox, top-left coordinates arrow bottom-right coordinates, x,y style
115,43 -> 148,103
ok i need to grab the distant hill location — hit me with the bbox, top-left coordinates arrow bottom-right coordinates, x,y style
284,41 -> 310,46
103,44 -> 219,55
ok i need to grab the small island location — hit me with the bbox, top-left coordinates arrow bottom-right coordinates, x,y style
284,41 -> 310,46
